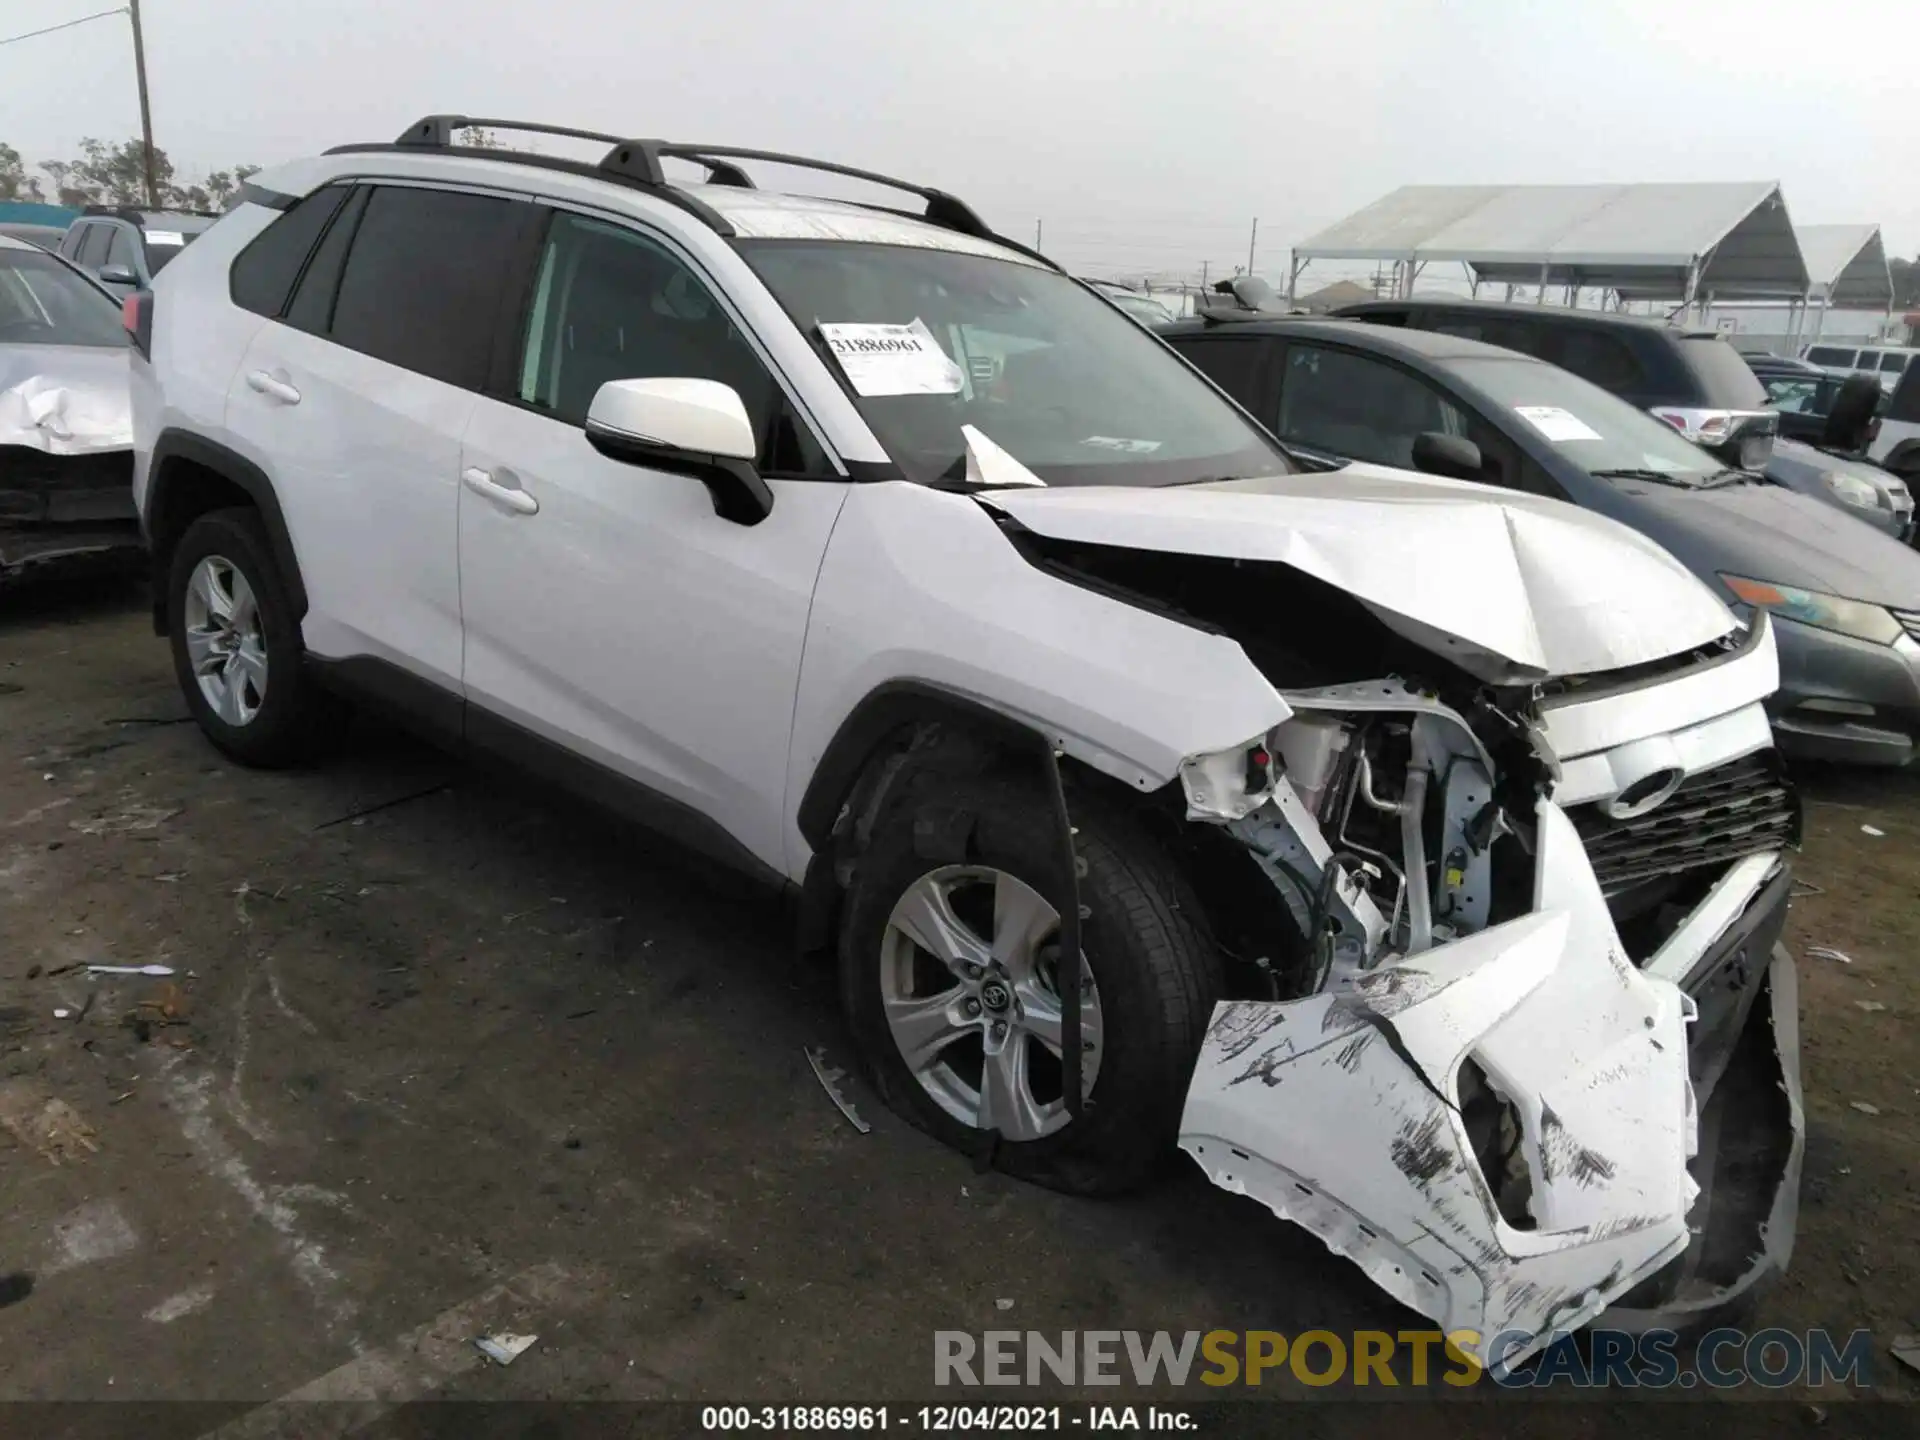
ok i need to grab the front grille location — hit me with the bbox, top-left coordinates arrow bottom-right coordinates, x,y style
1893,608 -> 1920,644
1570,753 -> 1799,895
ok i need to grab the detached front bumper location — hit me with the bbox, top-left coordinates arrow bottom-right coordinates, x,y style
1178,801 -> 1801,1372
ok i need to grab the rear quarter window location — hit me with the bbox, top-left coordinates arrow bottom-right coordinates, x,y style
1806,346 -> 1858,367
1677,336 -> 1766,408
229,185 -> 352,318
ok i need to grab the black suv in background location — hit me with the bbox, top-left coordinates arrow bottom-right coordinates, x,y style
1334,298 -> 1779,468
1337,296 -> 1913,537
58,207 -> 217,297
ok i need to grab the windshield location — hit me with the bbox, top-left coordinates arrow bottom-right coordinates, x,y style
1678,336 -> 1768,408
740,241 -> 1287,488
1454,356 -> 1725,485
0,247 -> 126,347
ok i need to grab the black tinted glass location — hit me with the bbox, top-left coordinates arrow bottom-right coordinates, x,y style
1678,336 -> 1767,408
229,185 -> 350,318
1556,329 -> 1647,391
1174,337 -> 1264,406
328,186 -> 523,389
285,187 -> 366,334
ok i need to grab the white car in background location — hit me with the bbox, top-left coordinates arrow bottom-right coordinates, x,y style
127,115 -> 1802,1369
0,233 -> 140,581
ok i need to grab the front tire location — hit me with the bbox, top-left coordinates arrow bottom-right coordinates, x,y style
838,770 -> 1222,1196
167,508 -> 335,767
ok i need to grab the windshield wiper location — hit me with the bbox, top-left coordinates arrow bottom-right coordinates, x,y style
1587,467 -> 1702,487
1698,468 -> 1765,489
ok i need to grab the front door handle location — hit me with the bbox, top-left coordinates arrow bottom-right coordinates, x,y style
462,466 -> 539,515
245,369 -> 301,405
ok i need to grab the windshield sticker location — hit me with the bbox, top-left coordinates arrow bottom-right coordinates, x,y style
146,230 -> 186,246
818,319 -> 964,397
1082,435 -> 1163,454
1514,406 -> 1602,443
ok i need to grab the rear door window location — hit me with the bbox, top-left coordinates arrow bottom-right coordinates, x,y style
1274,343 -> 1468,468
1172,336 -> 1266,409
77,225 -> 112,268
105,226 -> 142,274
230,185 -> 352,318
324,185 -> 527,390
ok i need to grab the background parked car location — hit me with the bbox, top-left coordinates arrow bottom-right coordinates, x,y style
0,223 -> 65,252
1802,341 -> 1918,395
1159,312 -> 1920,766
1337,297 -> 1914,540
0,234 -> 141,582
1082,279 -> 1176,326
58,206 -> 218,297
1868,361 -> 1920,490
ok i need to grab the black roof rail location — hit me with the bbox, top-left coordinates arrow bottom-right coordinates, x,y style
351,115 -> 1049,262
82,204 -> 145,222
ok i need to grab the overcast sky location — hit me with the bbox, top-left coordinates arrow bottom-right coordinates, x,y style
6,0 -> 1916,285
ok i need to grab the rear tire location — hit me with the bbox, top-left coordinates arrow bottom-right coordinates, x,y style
839,768 -> 1222,1196
167,508 -> 337,767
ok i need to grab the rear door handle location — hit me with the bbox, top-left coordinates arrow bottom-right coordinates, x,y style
246,370 -> 301,405
462,466 -> 539,515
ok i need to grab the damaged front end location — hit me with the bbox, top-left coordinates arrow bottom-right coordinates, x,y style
978,473 -> 1803,1367
1174,614 -> 1801,1372
0,353 -> 141,581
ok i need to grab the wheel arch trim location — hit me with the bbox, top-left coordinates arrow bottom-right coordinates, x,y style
146,429 -> 309,626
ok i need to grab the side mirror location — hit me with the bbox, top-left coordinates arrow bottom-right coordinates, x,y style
584,377 -> 773,526
97,265 -> 138,287
1410,431 -> 1483,481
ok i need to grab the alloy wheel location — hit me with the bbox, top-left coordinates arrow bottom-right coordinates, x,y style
183,554 -> 268,727
878,864 -> 1103,1140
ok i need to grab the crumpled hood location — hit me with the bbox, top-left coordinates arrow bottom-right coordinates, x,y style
0,345 -> 133,456
981,462 -> 1736,679
1597,472 -> 1920,610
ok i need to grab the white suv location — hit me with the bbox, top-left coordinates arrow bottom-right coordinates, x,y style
129,117 -> 1804,1368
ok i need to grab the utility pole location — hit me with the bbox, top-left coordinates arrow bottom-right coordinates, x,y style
1035,218 -> 1042,249
1247,218 -> 1258,278
1201,259 -> 1209,290
129,0 -> 159,208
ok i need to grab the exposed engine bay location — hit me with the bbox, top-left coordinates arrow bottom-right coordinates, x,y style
999,518 -> 1802,1373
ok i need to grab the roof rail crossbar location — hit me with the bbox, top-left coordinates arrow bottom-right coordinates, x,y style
652,144 -> 992,238
367,117 -> 1041,256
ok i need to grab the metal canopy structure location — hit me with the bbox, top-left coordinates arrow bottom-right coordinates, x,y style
1794,224 -> 1893,308
1290,182 -> 1809,305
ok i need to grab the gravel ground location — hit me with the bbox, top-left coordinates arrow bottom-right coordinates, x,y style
1,573 -> 1916,1432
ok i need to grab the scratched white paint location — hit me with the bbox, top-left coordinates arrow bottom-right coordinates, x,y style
45,1200 -> 139,1275
145,1282 -> 216,1323
1180,799 -> 1700,1373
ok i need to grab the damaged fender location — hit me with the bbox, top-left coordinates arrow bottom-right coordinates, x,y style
0,351 -> 133,456
1179,799 -> 1699,1371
